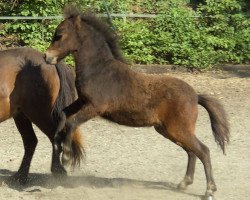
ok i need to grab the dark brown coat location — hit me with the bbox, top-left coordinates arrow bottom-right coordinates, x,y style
45,8 -> 229,198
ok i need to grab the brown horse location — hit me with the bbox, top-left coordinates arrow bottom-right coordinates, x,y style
0,47 -> 84,184
45,7 -> 230,199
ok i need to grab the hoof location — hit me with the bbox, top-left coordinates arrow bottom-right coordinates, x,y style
202,195 -> 215,200
52,171 -> 67,180
62,152 -> 71,166
204,188 -> 216,200
177,177 -> 193,190
51,165 -> 67,177
8,173 -> 28,185
177,181 -> 188,190
204,183 -> 217,199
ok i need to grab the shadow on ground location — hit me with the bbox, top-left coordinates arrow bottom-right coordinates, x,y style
0,169 -> 203,199
221,65 -> 250,78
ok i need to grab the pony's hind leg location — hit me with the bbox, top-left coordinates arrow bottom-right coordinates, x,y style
155,123 -> 216,199
177,150 -> 196,190
181,136 -> 217,198
155,125 -> 196,189
192,138 -> 217,198
12,112 -> 38,184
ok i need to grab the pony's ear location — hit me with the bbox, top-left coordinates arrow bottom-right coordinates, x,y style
74,15 -> 82,29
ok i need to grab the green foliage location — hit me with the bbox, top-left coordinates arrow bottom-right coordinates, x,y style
152,5 -> 215,68
0,0 -> 249,69
0,0 -> 61,50
197,0 -> 250,64
114,19 -> 157,64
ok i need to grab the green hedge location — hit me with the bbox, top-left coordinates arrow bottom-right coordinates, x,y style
0,0 -> 249,69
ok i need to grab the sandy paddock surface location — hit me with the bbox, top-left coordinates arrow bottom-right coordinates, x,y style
0,67 -> 249,200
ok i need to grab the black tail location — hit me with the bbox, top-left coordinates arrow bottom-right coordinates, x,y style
51,62 -> 75,123
198,94 -> 230,154
51,62 -> 85,167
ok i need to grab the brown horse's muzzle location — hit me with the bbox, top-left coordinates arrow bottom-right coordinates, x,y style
45,51 -> 58,65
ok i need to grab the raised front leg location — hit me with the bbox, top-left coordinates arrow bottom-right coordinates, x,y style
53,99 -> 97,166
61,103 -> 98,165
11,112 -> 38,184
54,98 -> 85,137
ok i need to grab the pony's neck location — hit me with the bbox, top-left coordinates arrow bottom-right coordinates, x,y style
73,31 -> 114,73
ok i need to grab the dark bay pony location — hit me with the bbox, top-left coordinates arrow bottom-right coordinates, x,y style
45,7 -> 230,199
0,47 -> 84,184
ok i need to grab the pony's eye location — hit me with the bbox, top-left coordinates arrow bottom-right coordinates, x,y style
54,34 -> 62,41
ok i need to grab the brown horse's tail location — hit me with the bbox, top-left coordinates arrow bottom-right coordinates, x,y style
198,94 -> 230,154
68,127 -> 85,167
52,62 -> 85,167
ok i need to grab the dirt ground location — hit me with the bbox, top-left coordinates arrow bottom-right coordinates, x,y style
0,66 -> 249,200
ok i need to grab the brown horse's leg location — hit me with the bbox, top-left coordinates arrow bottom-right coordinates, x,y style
12,112 -> 38,184
177,150 -> 196,190
45,134 -> 67,176
0,98 -> 10,123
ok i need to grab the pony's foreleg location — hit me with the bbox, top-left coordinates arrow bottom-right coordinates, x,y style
54,98 -> 85,144
178,150 -> 196,190
12,112 -> 38,184
61,103 -> 97,165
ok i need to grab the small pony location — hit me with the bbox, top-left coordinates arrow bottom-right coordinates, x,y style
0,47 -> 84,183
45,7 -> 229,199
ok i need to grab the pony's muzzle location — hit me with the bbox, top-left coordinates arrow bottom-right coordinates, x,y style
45,52 -> 58,64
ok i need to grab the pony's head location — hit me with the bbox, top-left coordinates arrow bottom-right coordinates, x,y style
45,6 -> 83,64
45,6 -> 125,64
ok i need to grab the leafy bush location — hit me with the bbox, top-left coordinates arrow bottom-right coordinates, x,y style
0,0 -> 62,51
197,0 -> 250,65
114,19 -> 157,64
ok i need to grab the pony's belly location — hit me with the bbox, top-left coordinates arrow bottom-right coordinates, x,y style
102,110 -> 158,127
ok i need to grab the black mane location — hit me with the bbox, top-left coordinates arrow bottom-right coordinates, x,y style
63,6 -> 126,63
